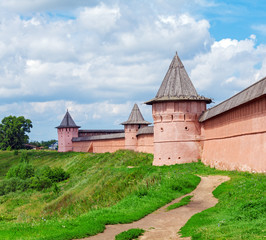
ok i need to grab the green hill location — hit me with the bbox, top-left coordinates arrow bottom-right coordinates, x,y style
0,150 -> 265,240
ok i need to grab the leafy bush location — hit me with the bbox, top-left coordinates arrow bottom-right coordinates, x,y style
13,150 -> 19,156
30,176 -> 52,191
6,146 -> 12,151
20,151 -> 29,163
0,178 -> 31,195
49,167 -> 70,182
36,166 -> 70,182
36,166 -> 53,179
3,160 -> 69,195
115,228 -> 145,240
6,162 -> 34,180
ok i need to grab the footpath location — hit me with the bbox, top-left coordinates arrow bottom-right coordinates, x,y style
81,175 -> 230,240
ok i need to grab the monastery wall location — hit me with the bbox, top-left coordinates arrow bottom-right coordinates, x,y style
92,138 -> 125,153
137,134 -> 154,153
72,141 -> 92,152
201,96 -> 266,173
72,138 -> 125,153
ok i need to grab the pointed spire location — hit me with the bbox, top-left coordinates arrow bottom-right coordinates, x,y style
121,104 -> 151,125
56,111 -> 80,128
145,52 -> 211,104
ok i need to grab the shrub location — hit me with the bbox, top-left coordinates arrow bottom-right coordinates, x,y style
36,166 -> 70,182
0,178 -> 31,195
6,162 -> 34,180
36,166 -> 53,179
13,150 -> 19,156
30,176 -> 52,191
115,228 -> 145,240
20,151 -> 29,163
49,167 -> 70,182
6,146 -> 12,151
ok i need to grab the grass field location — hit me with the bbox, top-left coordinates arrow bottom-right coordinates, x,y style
0,150 -> 265,240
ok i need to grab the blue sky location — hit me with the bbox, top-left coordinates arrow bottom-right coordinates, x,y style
0,0 -> 265,141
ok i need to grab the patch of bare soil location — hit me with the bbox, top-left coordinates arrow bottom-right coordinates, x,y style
80,175 -> 230,240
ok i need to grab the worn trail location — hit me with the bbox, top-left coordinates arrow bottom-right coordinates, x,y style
80,175 -> 230,240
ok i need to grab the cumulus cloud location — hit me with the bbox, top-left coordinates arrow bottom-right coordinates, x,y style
77,4 -> 121,33
187,35 -> 266,102
106,13 -> 212,57
0,1 -> 265,140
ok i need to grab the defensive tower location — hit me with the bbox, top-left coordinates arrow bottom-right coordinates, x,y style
121,104 -> 151,151
145,53 -> 211,165
56,110 -> 80,152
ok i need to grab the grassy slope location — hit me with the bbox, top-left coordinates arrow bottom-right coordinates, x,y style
180,172 -> 266,239
0,151 -> 265,240
0,150 -> 200,240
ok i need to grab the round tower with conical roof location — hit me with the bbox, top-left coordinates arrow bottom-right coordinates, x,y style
56,110 -> 80,152
121,104 -> 151,151
145,53 -> 211,165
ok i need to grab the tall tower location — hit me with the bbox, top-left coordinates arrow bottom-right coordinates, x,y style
145,53 -> 211,165
56,110 -> 80,152
121,104 -> 151,151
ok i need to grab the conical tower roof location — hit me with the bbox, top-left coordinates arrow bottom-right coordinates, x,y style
145,52 -> 211,105
121,104 -> 151,125
56,110 -> 80,128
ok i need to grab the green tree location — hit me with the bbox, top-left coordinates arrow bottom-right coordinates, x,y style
0,116 -> 32,150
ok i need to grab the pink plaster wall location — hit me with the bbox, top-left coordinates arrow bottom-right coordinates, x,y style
93,138 -> 125,153
152,101 -> 206,165
137,134 -> 154,153
58,128 -> 79,152
124,125 -> 146,151
201,96 -> 266,173
72,141 -> 93,152
72,138 -> 125,153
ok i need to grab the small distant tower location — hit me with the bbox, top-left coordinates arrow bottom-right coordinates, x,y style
121,104 -> 151,151
56,110 -> 80,152
145,53 -> 211,165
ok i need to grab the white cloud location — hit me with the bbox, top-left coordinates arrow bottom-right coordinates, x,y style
252,24 -> 266,36
77,4 -> 120,33
188,36 -> 266,102
106,13 -> 212,57
0,1 -> 266,141
0,0 -> 89,12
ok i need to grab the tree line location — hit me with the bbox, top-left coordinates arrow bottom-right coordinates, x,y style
0,115 -> 56,150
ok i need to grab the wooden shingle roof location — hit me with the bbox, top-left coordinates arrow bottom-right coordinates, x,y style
137,126 -> 154,136
72,133 -> 125,142
199,77 -> 266,122
56,111 -> 80,128
121,104 -> 151,125
145,53 -> 211,104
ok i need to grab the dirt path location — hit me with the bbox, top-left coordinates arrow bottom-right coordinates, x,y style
80,175 -> 230,240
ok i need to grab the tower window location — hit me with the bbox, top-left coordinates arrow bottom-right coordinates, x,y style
160,127 -> 164,132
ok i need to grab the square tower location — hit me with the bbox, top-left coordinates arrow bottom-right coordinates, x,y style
56,111 -> 80,152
